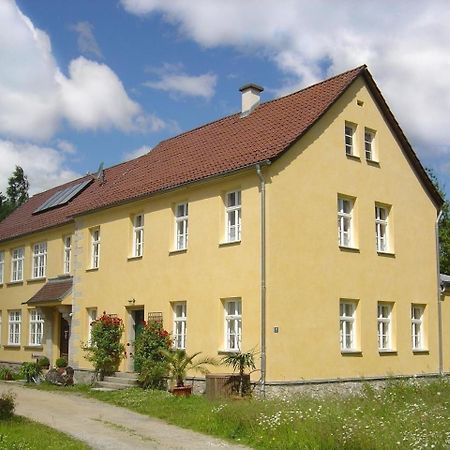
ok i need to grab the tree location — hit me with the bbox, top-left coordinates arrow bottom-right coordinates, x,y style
426,168 -> 450,274
0,166 -> 29,222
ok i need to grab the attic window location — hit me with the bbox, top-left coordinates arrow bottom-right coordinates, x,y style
357,99 -> 364,107
33,178 -> 93,214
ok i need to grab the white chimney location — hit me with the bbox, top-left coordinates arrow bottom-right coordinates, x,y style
239,83 -> 264,116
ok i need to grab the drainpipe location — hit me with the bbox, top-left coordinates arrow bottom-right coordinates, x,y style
436,209 -> 443,375
256,161 -> 270,397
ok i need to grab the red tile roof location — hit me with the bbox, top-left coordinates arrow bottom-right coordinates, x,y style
26,277 -> 73,305
0,65 -> 441,243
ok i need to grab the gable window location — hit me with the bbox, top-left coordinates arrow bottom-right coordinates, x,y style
132,214 -> 144,257
91,228 -> 100,269
365,128 -> 376,161
11,247 -> 24,282
173,302 -> 187,350
0,251 -> 4,284
375,205 -> 389,252
175,203 -> 188,250
377,303 -> 392,350
29,310 -> 44,346
411,305 -> 425,350
8,310 -> 21,345
225,191 -> 241,242
345,123 -> 356,156
63,236 -> 72,274
338,197 -> 353,247
224,299 -> 242,351
32,242 -> 47,279
340,301 -> 356,351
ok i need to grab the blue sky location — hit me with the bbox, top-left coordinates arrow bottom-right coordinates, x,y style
1,0 -> 450,198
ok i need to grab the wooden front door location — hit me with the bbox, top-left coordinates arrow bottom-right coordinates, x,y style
60,316 -> 70,358
133,309 -> 145,371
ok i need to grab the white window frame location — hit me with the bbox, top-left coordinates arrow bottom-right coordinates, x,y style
225,191 -> 241,243
345,123 -> 356,156
173,302 -> 187,350
338,197 -> 353,247
340,301 -> 356,351
375,205 -> 389,252
411,305 -> 425,351
29,309 -> 44,346
87,308 -> 97,345
91,228 -> 100,269
32,242 -> 47,279
377,303 -> 392,350
132,214 -> 144,257
224,299 -> 242,352
11,247 -> 24,282
0,251 -> 4,284
365,128 -> 376,161
175,203 -> 188,251
8,310 -> 21,346
63,235 -> 72,274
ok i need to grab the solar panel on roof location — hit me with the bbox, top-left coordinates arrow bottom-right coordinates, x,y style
33,178 -> 93,214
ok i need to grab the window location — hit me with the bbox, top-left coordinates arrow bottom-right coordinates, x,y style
0,251 -> 4,284
375,205 -> 389,252
338,197 -> 353,247
224,299 -> 242,351
32,242 -> 47,279
365,128 -> 376,161
175,203 -> 188,250
225,191 -> 241,242
411,305 -> 425,350
91,228 -> 100,268
377,303 -> 392,350
173,302 -> 187,350
345,123 -> 356,156
29,310 -> 44,346
8,311 -> 21,345
132,214 -> 144,257
11,247 -> 24,282
87,308 -> 97,344
63,236 -> 72,274
340,301 -> 356,351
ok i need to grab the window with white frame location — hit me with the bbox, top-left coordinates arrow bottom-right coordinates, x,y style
91,228 -> 100,268
365,128 -> 376,160
87,308 -> 97,345
377,303 -> 392,350
338,197 -> 354,247
29,310 -> 44,346
175,203 -> 188,250
375,205 -> 389,252
345,123 -> 356,156
8,310 -> 21,345
225,191 -> 241,242
173,302 -> 187,350
224,299 -> 242,351
0,251 -> 4,284
32,242 -> 47,279
63,236 -> 72,274
11,247 -> 24,282
132,214 -> 144,257
340,301 -> 356,351
411,305 -> 425,350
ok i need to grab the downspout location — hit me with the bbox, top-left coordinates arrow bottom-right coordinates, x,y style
256,161 -> 270,397
436,209 -> 443,375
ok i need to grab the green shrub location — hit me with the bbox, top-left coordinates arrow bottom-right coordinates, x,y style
0,368 -> 14,381
19,362 -> 42,383
37,356 -> 50,368
55,357 -> 67,368
0,392 -> 15,420
138,360 -> 168,390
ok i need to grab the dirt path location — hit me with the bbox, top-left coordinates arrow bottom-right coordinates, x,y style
1,383 -> 251,450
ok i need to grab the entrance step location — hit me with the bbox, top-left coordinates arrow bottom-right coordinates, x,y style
112,372 -> 138,380
94,372 -> 138,390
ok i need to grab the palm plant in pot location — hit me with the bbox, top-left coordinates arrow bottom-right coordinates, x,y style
221,349 -> 257,397
160,349 -> 217,396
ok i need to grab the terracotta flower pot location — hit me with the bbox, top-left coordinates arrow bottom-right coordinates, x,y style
171,386 -> 192,397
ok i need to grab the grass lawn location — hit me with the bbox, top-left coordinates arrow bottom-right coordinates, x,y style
0,416 -> 90,450
31,378 -> 450,449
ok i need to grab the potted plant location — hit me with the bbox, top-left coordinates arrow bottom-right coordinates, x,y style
160,349 -> 216,397
55,357 -> 68,374
37,356 -> 50,370
19,362 -> 42,383
221,349 -> 257,397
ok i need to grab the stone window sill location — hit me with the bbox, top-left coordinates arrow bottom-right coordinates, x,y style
341,350 -> 362,356
169,249 -> 187,256
86,267 -> 99,272
339,246 -> 360,253
6,281 -> 23,286
219,240 -> 241,248
127,255 -> 143,261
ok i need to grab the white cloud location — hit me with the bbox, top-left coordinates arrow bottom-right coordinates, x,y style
0,0 -> 165,140
144,64 -> 217,99
121,0 -> 450,155
71,21 -> 103,59
55,139 -> 77,154
0,140 -> 81,195
122,145 -> 152,161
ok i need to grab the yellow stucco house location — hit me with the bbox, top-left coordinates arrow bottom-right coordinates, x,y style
0,65 -> 445,392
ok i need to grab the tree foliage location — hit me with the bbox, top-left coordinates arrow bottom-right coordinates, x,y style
0,166 -> 29,221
